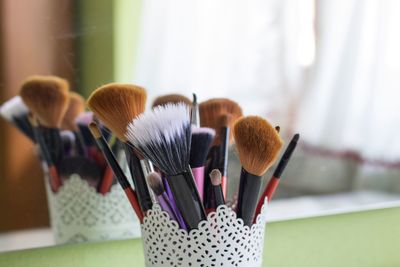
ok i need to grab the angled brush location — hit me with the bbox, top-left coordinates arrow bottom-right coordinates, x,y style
20,75 -> 70,164
253,133 -> 300,222
126,103 -> 206,231
190,126 -> 215,201
87,83 -> 153,214
234,116 -> 283,226
89,122 -> 143,222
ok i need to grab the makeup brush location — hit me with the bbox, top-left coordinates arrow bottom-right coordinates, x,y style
209,169 -> 225,208
88,122 -> 143,222
152,94 -> 192,108
147,172 -> 185,228
253,133 -> 300,222
126,103 -> 206,230
75,112 -> 95,148
190,126 -> 215,201
200,98 -> 242,208
20,75 -> 70,164
234,116 -> 283,226
0,96 -> 34,140
191,93 -> 200,126
61,92 -> 86,156
28,114 -> 63,192
87,83 -> 153,214
199,98 -> 242,145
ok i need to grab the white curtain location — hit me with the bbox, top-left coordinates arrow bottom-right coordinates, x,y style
296,0 -> 400,162
133,0 -> 308,125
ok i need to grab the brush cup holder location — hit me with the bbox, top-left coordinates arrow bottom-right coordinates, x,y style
141,199 -> 268,267
45,174 -> 141,244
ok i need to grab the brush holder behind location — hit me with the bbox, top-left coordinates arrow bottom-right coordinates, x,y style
45,174 -> 141,244
141,199 -> 268,267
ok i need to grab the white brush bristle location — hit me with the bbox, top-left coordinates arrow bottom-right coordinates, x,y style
191,126 -> 216,137
0,96 -> 29,121
75,111 -> 93,125
126,103 -> 191,174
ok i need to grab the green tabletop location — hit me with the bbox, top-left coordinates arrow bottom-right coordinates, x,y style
1,205 -> 399,267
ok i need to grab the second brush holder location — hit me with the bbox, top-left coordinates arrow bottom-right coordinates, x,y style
141,199 -> 268,267
45,174 -> 141,244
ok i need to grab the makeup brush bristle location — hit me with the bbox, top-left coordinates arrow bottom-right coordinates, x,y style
20,75 -> 70,128
199,98 -> 242,144
190,126 -> 215,168
87,83 -> 147,141
62,92 -> 85,131
209,169 -> 222,186
0,96 -> 29,121
126,103 -> 191,174
233,116 -> 283,176
152,94 -> 192,108
147,172 -> 164,196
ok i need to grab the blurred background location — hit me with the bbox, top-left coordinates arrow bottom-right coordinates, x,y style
1,0 -> 399,243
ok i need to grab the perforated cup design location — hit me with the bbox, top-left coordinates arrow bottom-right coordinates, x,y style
141,200 -> 268,267
45,174 -> 141,244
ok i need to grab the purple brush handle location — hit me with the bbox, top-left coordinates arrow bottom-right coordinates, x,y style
157,194 -> 178,222
162,176 -> 187,230
191,166 -> 205,202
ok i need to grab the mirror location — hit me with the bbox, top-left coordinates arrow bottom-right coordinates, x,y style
1,0 -> 399,252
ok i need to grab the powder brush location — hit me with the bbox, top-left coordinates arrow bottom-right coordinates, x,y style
126,103 -> 206,230
234,116 -> 283,226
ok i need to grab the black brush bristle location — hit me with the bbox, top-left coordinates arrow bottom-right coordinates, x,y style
190,126 -> 215,168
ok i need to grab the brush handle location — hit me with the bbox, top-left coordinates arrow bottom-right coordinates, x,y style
236,168 -> 262,227
204,146 -> 219,208
99,166 -> 114,194
40,127 -> 63,164
157,193 -> 179,223
253,176 -> 279,223
166,169 -> 206,230
124,187 -> 144,223
191,166 -> 205,201
162,176 -> 187,229
124,145 -> 153,213
219,126 -> 229,198
73,131 -> 87,157
212,184 -> 225,208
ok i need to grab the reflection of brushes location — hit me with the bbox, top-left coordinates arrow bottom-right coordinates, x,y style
191,93 -> 200,126
190,126 -> 215,201
20,75 -> 70,164
152,94 -> 192,108
126,103 -> 206,231
89,122 -> 143,222
0,96 -> 34,140
87,83 -> 153,213
199,98 -> 242,207
147,172 -> 186,229
209,169 -> 225,208
28,115 -> 62,192
253,134 -> 299,222
234,116 -> 283,226
61,92 -> 86,156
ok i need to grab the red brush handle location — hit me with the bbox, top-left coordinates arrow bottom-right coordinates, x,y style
48,166 -> 62,193
124,187 -> 144,223
99,166 -> 114,194
221,175 -> 227,198
253,176 -> 280,223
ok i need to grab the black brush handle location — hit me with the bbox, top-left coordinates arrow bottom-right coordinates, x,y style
218,127 -> 229,178
212,184 -> 225,208
204,146 -> 219,209
40,126 -> 63,164
236,168 -> 262,227
124,144 -> 153,213
167,169 -> 206,230
94,137 -> 131,189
